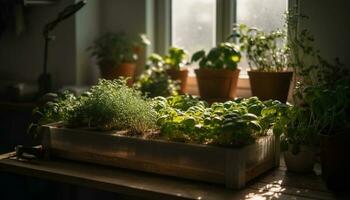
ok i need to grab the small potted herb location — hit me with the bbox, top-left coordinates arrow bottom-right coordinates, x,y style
274,105 -> 319,173
301,80 -> 349,188
88,32 -> 143,86
163,47 -> 189,94
232,24 -> 292,103
135,54 -> 179,98
191,42 -> 241,102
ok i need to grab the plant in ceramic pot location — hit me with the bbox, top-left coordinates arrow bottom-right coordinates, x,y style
135,54 -> 179,98
274,104 -> 319,173
88,32 -> 144,86
163,47 -> 189,94
191,42 -> 241,102
231,24 -> 292,103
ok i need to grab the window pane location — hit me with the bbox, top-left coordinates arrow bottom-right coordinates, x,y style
237,0 -> 287,31
237,0 -> 288,75
171,0 -> 216,56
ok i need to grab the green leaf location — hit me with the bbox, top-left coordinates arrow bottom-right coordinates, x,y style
191,50 -> 206,62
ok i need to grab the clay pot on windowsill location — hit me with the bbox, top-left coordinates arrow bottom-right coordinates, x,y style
99,60 -> 136,86
195,68 -> 240,102
166,68 -> 189,94
248,70 -> 293,103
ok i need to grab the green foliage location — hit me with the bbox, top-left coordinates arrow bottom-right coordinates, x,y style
191,42 -> 241,70
31,85 -> 288,148
87,32 -> 143,66
285,8 -> 349,87
31,92 -> 78,126
164,47 -> 189,70
275,105 -> 320,154
33,79 -> 157,133
135,54 -> 179,98
231,24 -> 288,72
285,8 -> 350,137
153,96 -> 286,147
276,80 -> 349,154
298,80 -> 349,134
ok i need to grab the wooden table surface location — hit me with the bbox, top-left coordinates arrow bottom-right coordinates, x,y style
0,152 -> 341,200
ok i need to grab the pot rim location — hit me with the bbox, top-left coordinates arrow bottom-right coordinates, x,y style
247,69 -> 293,74
195,68 -> 241,72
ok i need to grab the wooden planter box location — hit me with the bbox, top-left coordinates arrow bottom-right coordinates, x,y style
41,125 -> 280,189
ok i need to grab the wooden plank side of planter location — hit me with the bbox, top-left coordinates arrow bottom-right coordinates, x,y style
41,125 -> 278,189
244,134 -> 278,183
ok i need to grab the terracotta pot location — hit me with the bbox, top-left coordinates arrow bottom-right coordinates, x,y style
195,68 -> 240,102
166,69 -> 189,94
99,61 -> 136,86
320,131 -> 350,190
248,71 -> 293,103
284,144 -> 316,173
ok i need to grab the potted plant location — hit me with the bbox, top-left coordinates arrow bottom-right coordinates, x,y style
232,24 -> 292,103
163,47 -> 189,94
274,104 -> 319,173
286,8 -> 350,188
135,54 -> 179,98
300,80 -> 350,189
88,32 -> 141,86
191,42 -> 241,102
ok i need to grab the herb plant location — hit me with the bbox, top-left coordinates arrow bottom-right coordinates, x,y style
191,42 -> 241,70
153,96 -> 286,147
274,105 -> 320,155
231,24 -> 288,72
163,47 -> 188,70
285,8 -> 350,133
28,92 -> 78,137
32,79 -> 157,133
70,79 -> 157,132
88,32 -> 142,67
135,54 -> 179,97
298,80 -> 349,135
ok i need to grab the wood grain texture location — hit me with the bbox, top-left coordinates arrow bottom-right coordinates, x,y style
0,152 -> 340,200
42,126 -> 278,189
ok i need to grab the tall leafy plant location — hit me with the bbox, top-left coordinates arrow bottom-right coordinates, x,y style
285,7 -> 350,136
231,24 -> 288,72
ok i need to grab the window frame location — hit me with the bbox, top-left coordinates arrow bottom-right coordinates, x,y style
152,0 -> 235,55
147,0 -> 291,97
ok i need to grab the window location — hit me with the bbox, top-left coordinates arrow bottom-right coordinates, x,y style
171,0 -> 216,56
155,0 -> 288,77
